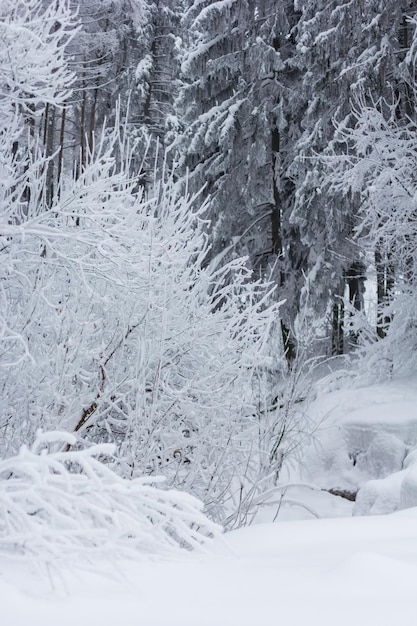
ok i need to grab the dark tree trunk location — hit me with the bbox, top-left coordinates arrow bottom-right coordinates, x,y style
45,104 -> 56,206
344,261 -> 366,347
271,120 -> 296,364
57,106 -> 67,187
332,298 -> 344,355
271,125 -> 282,257
80,70 -> 87,170
398,13 -> 414,120
88,86 -> 98,164
346,262 -> 365,312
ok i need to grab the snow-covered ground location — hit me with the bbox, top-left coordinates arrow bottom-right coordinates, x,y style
1,508 -> 416,626
1,376 -> 417,625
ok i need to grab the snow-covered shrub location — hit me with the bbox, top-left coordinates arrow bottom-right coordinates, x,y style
0,117 -> 286,525
0,431 -> 220,560
2,109 -> 292,522
0,0 -> 300,529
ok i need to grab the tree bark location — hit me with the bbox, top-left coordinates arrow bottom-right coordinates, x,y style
271,120 -> 296,363
331,298 -> 344,355
375,244 -> 394,339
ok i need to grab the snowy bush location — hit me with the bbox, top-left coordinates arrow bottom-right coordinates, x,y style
0,431 -> 221,560
0,120 -> 286,525
0,0 -> 303,529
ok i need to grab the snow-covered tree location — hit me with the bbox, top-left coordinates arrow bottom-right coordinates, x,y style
0,0 -> 77,194
175,0 -> 308,360
28,0 -> 154,198
133,0 -> 184,183
289,0 -> 417,354
33,0 -> 183,199
321,94 -> 417,375
0,0 -> 76,116
1,0 -> 300,528
1,114 -> 289,525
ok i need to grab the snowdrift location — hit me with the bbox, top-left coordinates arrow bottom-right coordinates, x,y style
296,377 -> 417,518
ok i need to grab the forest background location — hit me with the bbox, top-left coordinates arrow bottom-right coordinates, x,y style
2,0 -> 417,540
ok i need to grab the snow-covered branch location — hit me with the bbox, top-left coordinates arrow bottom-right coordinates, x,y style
0,431 -> 221,561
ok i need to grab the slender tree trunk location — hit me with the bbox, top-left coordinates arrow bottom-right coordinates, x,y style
143,36 -> 157,128
271,119 -> 295,363
271,125 -> 282,257
23,103 -> 36,206
87,86 -> 98,164
80,70 -> 87,170
42,102 -> 50,147
331,298 -> 344,355
398,13 -> 414,120
375,243 -> 394,339
57,106 -> 67,187
45,104 -> 56,205
346,262 -> 365,312
345,261 -> 365,347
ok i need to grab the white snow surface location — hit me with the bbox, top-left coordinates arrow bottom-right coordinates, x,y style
1,376 -> 417,624
1,507 -> 417,625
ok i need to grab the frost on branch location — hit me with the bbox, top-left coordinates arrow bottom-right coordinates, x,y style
321,96 -> 417,377
0,0 -> 77,118
0,112 -> 286,526
0,0 -> 289,529
0,432 -> 221,560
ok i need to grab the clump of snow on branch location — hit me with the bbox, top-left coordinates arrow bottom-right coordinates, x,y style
0,431 -> 221,561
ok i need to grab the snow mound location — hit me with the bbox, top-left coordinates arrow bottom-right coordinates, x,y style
400,463 -> 417,509
290,377 -> 417,519
360,432 -> 407,477
353,445 -> 417,516
353,470 -> 407,515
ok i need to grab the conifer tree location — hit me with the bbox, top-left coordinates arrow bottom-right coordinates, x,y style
176,1 -> 306,359
289,0 -> 417,353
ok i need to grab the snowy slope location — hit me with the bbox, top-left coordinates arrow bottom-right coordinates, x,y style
1,377 -> 417,625
1,507 -> 417,626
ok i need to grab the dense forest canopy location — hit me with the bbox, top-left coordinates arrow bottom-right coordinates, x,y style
2,0 -> 417,528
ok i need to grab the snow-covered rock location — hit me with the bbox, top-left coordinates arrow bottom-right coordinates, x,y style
400,462 -> 417,509
355,432 -> 407,477
286,377 -> 417,519
353,470 -> 406,516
